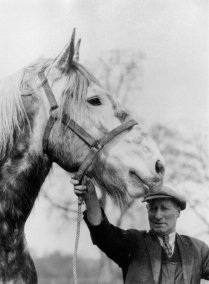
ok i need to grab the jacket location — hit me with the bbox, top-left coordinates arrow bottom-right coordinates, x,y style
84,210 -> 209,284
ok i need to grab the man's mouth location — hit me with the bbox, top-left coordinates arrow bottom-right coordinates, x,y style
153,222 -> 165,226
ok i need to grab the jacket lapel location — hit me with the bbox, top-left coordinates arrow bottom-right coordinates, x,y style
177,234 -> 195,284
145,233 -> 162,284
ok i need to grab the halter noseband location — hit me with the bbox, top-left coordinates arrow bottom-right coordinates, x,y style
38,72 -> 137,183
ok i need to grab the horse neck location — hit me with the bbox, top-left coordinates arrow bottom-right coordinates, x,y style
0,125 -> 51,281
0,124 -> 52,244
0,71 -> 54,281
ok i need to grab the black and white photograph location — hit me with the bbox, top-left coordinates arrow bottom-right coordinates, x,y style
0,0 -> 208,283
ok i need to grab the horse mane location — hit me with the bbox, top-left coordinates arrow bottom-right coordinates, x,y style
0,71 -> 28,160
0,57 -> 53,160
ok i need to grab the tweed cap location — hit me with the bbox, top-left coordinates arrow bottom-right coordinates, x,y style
142,185 -> 186,210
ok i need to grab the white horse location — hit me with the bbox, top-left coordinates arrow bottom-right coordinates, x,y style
0,29 -> 164,283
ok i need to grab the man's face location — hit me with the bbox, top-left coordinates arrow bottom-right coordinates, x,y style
147,198 -> 180,236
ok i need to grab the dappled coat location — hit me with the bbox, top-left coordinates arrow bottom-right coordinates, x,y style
84,210 -> 209,284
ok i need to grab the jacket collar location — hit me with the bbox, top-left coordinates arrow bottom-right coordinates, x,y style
145,232 -> 162,284
176,234 -> 195,284
145,232 -> 195,284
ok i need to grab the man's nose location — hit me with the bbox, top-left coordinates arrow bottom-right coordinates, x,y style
154,209 -> 163,219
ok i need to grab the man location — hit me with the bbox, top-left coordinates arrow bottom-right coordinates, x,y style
71,177 -> 209,284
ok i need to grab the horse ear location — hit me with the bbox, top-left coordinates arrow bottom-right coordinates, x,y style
74,38 -> 81,61
66,28 -> 76,69
52,28 -> 76,72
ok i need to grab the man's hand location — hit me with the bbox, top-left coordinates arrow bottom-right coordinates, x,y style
70,175 -> 102,225
71,175 -> 96,200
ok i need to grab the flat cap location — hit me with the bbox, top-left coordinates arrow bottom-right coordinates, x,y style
142,185 -> 186,210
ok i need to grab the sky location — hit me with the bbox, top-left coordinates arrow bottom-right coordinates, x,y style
0,0 -> 208,127
0,0 -> 208,257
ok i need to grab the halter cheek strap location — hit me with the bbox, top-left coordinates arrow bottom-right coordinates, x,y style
38,72 -> 58,111
62,113 -> 101,149
39,71 -> 138,183
70,119 -> 137,181
38,72 -> 59,152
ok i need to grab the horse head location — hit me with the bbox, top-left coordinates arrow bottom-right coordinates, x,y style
23,29 -> 165,202
0,28 -> 165,283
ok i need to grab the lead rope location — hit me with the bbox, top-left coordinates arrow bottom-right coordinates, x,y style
73,196 -> 84,284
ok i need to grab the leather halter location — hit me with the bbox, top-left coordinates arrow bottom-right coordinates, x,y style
38,72 -> 138,183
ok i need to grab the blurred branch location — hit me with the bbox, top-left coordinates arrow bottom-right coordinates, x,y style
43,191 -> 78,222
188,202 -> 209,229
97,49 -> 144,104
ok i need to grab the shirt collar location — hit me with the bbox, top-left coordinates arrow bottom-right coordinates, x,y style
158,232 -> 176,252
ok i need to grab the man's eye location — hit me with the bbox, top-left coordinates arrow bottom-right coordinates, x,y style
87,97 -> 102,106
149,208 -> 155,212
162,207 -> 169,211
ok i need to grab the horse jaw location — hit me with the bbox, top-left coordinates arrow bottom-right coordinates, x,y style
91,124 -> 165,202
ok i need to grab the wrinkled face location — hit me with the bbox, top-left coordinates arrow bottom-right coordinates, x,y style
147,199 -> 180,236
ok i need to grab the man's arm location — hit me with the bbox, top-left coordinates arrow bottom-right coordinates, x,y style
191,237 -> 209,280
71,176 -> 135,269
71,176 -> 102,225
201,242 -> 209,280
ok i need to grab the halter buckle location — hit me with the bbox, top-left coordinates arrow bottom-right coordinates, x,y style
92,141 -> 102,150
49,105 -> 59,117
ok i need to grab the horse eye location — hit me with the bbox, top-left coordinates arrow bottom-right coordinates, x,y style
87,97 -> 102,106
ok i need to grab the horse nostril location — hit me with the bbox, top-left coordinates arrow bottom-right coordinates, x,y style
155,160 -> 165,175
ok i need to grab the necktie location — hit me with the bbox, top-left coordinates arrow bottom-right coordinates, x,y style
162,235 -> 173,258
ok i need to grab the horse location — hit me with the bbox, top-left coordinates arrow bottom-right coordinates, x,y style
0,29 -> 165,283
